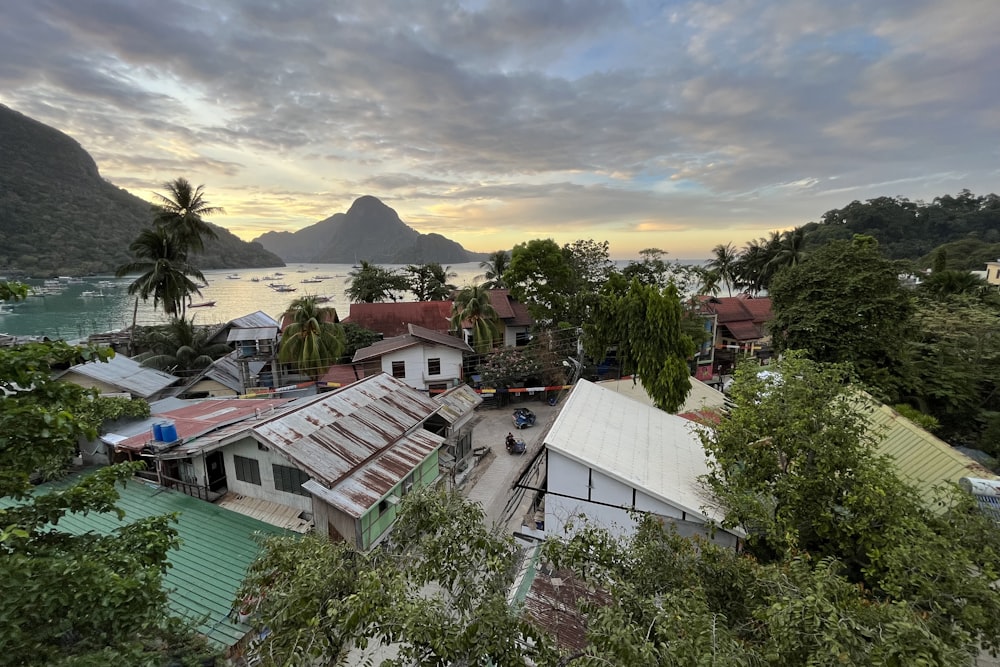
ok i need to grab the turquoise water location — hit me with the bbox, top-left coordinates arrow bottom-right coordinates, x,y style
0,262 -> 488,340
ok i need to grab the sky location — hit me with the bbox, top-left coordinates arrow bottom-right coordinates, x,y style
2,1 -> 998,260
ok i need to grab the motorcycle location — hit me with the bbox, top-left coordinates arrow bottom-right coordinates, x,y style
512,407 -> 536,429
505,433 -> 526,454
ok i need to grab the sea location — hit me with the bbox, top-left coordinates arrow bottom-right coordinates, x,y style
0,259 -> 707,341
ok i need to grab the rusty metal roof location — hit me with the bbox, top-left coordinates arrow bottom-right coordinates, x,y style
252,373 -> 442,494
433,383 -> 482,425
303,429 -> 442,518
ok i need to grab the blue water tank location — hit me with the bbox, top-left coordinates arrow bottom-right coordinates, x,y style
152,422 -> 164,441
160,421 -> 178,443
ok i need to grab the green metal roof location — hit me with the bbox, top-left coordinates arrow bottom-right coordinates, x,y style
868,402 -> 998,498
2,473 -> 289,650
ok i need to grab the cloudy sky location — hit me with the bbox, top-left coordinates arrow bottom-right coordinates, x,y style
2,1 -> 998,259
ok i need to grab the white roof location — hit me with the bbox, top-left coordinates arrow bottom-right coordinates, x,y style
595,376 -> 725,414
546,379 -> 722,523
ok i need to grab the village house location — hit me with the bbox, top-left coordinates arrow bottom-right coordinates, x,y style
56,352 -> 180,401
352,323 -> 473,393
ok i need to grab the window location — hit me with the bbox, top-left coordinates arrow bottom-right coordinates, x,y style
272,464 -> 311,496
515,331 -> 531,347
427,357 -> 441,376
401,472 -> 415,496
233,455 -> 261,485
391,360 -> 406,378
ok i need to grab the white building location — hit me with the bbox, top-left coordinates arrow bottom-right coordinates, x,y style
542,379 -> 740,548
352,323 -> 472,393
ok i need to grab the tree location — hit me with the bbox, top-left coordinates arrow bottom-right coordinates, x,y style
151,177 -> 222,253
476,346 -> 543,389
919,269 -> 990,297
478,249 -> 511,289
707,242 -> 739,296
562,239 -> 615,325
0,280 -> 28,302
238,489 -> 556,666
733,232 -> 781,295
620,247 -> 674,289
278,296 -> 345,380
341,322 -> 381,362
584,278 -> 695,412
404,262 -> 456,301
768,226 -> 807,270
345,260 -> 409,303
504,238 -> 575,325
115,225 -> 206,318
701,352 -> 1000,655
769,237 -> 914,399
450,284 -> 502,353
0,341 -> 211,664
133,318 -> 232,374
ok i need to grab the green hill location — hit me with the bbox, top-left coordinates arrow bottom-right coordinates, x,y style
0,105 -> 284,277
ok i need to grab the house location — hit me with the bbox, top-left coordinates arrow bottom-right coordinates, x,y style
423,383 -> 483,477
985,259 -> 1000,287
0,472 -> 289,658
539,379 -> 740,548
208,310 -> 281,390
113,374 -> 447,551
696,295 -> 773,372
486,289 -> 534,347
352,323 -> 473,393
57,352 -> 180,401
343,301 -> 454,337
178,351 -> 244,399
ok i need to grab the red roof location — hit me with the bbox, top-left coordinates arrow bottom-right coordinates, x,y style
343,301 -> 454,337
487,289 -> 533,326
698,295 -> 773,341
319,363 -> 362,387
723,320 -> 763,341
115,398 -> 292,452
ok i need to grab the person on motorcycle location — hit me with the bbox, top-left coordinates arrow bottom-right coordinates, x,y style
506,432 -> 517,451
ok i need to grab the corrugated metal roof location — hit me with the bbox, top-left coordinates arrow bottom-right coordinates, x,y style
252,374 -> 442,492
868,401 -> 998,495
518,564 -> 611,652
433,384 -> 483,424
545,379 -> 725,524
209,311 -> 281,344
0,474 -> 288,650
227,326 -> 277,342
303,430 -> 442,517
63,353 -> 179,398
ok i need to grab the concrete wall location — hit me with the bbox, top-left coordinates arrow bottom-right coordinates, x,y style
183,378 -> 238,398
379,346 -> 463,391
221,437 -> 313,513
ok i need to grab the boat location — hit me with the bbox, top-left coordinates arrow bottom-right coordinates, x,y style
313,275 -> 333,280
250,277 -> 260,282
274,286 -> 297,293
301,278 -> 323,283
274,272 -> 285,276
80,290 -> 106,298
0,302 -> 17,315
261,275 -> 276,281
188,300 -> 217,308
313,296 -> 331,303
227,274 -> 241,280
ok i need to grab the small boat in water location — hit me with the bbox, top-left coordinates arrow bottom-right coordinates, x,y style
188,300 -> 217,308
301,278 -> 322,283
227,274 -> 241,280
250,277 -> 260,282
80,290 -> 106,298
274,286 -> 297,293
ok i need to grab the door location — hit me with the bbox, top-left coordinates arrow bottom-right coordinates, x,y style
206,451 -> 227,492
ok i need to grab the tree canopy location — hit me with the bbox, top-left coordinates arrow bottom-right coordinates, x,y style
278,296 -> 345,379
345,260 -> 410,303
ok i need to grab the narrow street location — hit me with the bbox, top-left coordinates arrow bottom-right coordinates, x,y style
460,397 -> 563,532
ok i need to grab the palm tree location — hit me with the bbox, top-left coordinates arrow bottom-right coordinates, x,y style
134,318 -> 232,374
115,226 -> 206,318
450,284 -> 502,353
279,296 -> 346,379
707,242 -> 739,296
769,227 -> 807,271
404,263 -> 457,301
152,177 -> 223,253
477,250 -> 510,289
696,268 -> 722,297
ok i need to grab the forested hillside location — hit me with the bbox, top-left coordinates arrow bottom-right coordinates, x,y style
802,190 -> 1000,266
0,105 -> 283,277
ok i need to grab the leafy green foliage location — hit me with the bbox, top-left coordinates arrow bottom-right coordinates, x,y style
239,489 -> 555,666
477,346 -> 543,388
584,278 -> 694,412
478,249 -> 511,289
341,322 -> 381,361
115,226 -> 207,318
0,340 -> 211,664
769,238 -> 914,399
346,260 -> 410,303
701,352 -> 1000,655
504,238 -> 575,325
404,262 -> 456,301
0,280 -> 28,302
133,318 -> 232,374
151,178 -> 222,253
450,284 -> 502,353
278,296 -> 345,379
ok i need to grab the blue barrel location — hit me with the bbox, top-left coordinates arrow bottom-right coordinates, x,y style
160,421 -> 178,443
152,422 -> 164,441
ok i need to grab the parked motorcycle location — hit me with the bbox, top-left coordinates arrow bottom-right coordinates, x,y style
512,408 -> 536,429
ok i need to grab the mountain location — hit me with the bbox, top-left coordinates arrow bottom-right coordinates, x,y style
0,105 -> 284,277
254,196 -> 487,264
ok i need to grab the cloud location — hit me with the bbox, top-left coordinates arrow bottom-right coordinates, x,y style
0,0 -> 997,258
